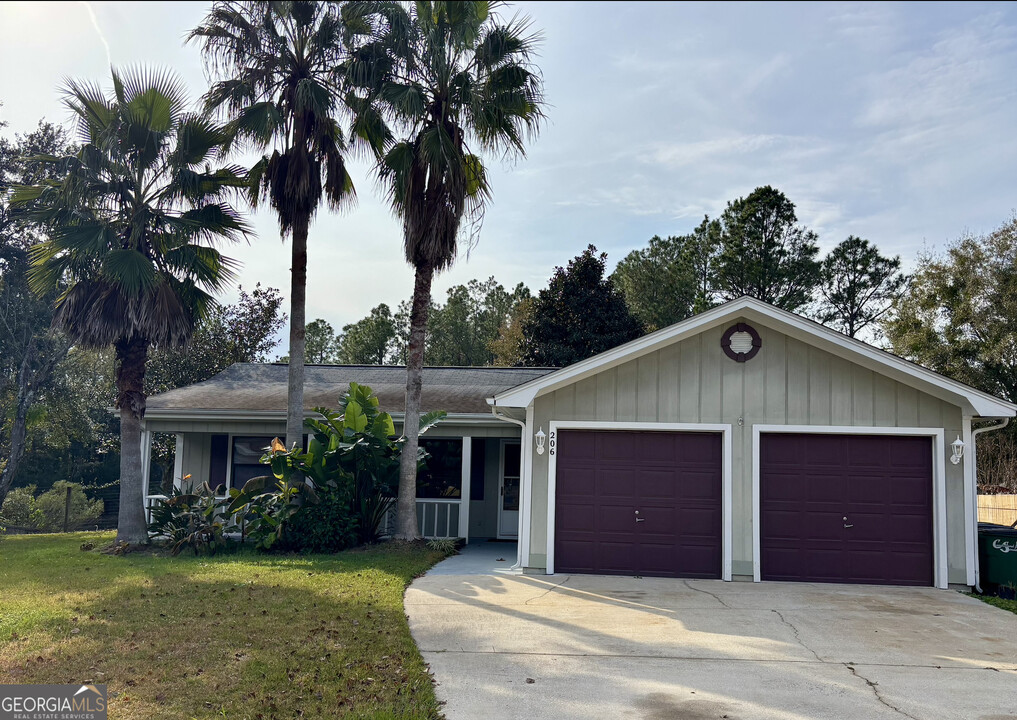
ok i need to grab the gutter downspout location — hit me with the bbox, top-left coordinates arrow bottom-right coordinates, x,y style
971,418 -> 1010,593
491,404 -> 526,571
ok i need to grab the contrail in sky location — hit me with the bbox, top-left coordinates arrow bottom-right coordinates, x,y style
79,1 -> 113,66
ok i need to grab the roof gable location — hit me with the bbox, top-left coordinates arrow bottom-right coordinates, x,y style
490,297 -> 1017,418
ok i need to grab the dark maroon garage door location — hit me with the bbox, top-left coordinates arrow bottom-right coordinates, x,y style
760,433 -> 933,586
554,430 -> 722,578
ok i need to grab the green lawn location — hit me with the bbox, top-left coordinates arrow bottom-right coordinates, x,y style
0,532 -> 446,719
974,593 -> 1017,616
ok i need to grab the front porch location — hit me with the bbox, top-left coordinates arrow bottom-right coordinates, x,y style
142,427 -> 525,543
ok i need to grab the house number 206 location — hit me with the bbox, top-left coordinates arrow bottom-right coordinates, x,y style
549,431 -> 556,456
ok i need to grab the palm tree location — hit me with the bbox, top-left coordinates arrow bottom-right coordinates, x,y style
189,1 -> 389,449
375,1 -> 545,539
13,68 -> 248,545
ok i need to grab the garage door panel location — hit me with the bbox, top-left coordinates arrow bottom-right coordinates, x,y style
598,432 -> 639,460
558,503 -> 595,532
806,481 -> 843,504
760,433 -> 933,586
598,542 -> 638,573
675,507 -> 721,536
555,430 -> 722,578
558,466 -> 595,495
598,503 -> 637,532
556,540 -> 595,572
635,469 -> 679,500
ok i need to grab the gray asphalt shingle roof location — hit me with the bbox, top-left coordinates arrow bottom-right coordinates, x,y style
145,364 -> 557,415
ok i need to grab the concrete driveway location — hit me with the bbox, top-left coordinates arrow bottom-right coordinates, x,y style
405,544 -> 1017,720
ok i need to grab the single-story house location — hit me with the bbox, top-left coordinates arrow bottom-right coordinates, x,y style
143,296 -> 1016,590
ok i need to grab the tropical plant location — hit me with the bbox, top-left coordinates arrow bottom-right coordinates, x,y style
190,0 -> 389,449
148,484 -> 231,556
226,383 -> 445,551
374,1 -> 545,539
227,438 -> 320,551
13,68 -> 248,545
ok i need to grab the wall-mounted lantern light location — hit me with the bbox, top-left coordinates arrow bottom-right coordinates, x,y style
535,427 -> 546,455
950,435 -> 965,465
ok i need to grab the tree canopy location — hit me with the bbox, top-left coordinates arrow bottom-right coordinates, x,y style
884,218 -> 1017,402
337,304 -> 396,365
714,185 -> 821,311
519,246 -> 643,367
612,217 -> 721,331
817,235 -> 906,338
12,68 -> 248,544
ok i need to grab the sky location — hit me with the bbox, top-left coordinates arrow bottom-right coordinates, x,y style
2,1 -> 1016,347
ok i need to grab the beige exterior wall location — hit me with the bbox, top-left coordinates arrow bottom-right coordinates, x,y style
526,319 -> 968,584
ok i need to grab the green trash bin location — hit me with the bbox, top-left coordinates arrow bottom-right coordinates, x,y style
978,522 -> 1017,595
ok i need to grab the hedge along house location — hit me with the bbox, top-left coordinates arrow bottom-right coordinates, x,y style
142,366 -> 555,542
489,296 -> 1016,590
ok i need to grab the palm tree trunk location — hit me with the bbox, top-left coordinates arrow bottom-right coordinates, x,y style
395,264 -> 434,540
115,336 -> 149,546
286,212 -> 310,449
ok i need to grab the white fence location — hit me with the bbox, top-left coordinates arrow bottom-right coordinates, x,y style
382,498 -> 462,539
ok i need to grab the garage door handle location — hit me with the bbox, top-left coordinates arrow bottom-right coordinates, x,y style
843,523 -> 854,528
635,518 -> 645,523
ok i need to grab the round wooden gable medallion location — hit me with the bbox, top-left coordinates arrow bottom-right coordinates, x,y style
721,323 -> 761,362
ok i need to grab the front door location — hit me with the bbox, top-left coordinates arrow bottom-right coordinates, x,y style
498,440 -> 521,539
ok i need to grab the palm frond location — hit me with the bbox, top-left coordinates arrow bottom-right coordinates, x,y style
19,66 -> 247,350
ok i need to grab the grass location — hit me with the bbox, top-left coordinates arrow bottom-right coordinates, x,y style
974,593 -> 1017,616
0,532 -> 447,719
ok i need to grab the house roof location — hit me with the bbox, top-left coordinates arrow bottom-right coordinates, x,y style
145,364 -> 557,418
490,296 -> 1017,418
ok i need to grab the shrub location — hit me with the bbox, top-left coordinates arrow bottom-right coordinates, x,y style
232,382 -> 446,553
35,482 -> 104,532
0,486 -> 44,530
281,481 -> 359,552
148,484 -> 231,555
426,537 -> 460,556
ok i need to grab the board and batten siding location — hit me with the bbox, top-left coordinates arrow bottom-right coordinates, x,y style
527,320 -> 967,583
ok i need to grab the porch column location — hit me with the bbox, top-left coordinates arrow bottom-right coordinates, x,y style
518,404 -> 533,568
173,433 -> 184,491
459,436 -> 471,542
141,429 -> 153,521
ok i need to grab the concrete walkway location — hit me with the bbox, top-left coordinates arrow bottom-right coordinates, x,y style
405,545 -> 1017,720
